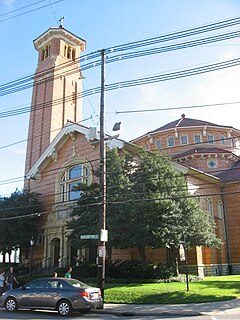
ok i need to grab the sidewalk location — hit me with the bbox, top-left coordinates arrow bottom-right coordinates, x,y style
93,298 -> 240,317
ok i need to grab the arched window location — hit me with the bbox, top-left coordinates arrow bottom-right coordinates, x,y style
220,134 -> 225,145
155,139 -> 161,149
208,133 -> 214,144
217,200 -> 223,219
207,197 -> 214,219
194,133 -> 202,144
59,163 -> 90,202
167,136 -> 174,147
180,134 -> 188,145
41,44 -> 50,61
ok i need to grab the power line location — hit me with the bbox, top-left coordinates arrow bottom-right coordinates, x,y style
0,0 -> 50,17
2,188 -> 240,221
106,16 -> 240,53
113,101 -> 240,115
1,18 -> 240,97
0,0 -> 64,23
1,56 -> 240,120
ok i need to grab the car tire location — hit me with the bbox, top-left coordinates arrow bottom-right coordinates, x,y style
5,297 -> 18,312
57,299 -> 72,317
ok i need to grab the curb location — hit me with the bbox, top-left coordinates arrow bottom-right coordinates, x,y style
92,309 -> 203,317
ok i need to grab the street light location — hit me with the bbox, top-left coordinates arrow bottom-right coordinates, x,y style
29,237 -> 35,277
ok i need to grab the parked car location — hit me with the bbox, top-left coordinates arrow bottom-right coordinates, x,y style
0,277 -> 103,317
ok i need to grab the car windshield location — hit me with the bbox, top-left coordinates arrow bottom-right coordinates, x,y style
65,278 -> 90,288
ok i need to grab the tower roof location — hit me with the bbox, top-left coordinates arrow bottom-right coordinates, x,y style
33,27 -> 86,51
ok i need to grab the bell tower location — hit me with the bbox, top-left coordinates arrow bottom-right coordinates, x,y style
24,27 -> 86,175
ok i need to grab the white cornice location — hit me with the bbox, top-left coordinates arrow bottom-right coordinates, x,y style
34,28 -> 86,51
25,123 -> 125,179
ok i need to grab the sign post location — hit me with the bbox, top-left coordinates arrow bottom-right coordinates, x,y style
180,236 -> 189,292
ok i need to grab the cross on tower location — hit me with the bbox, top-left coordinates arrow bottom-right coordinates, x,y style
59,16 -> 64,28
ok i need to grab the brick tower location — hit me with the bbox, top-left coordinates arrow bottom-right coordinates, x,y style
24,26 -> 86,178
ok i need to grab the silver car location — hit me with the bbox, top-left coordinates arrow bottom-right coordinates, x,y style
0,277 -> 103,317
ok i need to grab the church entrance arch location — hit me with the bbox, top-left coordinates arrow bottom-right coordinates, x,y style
50,238 -> 60,267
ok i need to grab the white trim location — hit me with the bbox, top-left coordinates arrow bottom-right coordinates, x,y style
26,122 -> 125,179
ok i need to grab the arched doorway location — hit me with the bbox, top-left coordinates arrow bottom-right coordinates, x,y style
51,238 -> 60,267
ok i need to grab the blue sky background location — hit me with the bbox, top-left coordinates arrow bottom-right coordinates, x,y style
0,0 -> 240,196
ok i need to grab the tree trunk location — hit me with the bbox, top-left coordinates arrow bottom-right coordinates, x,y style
7,250 -> 12,265
137,246 -> 146,262
2,252 -> 6,264
169,246 -> 179,276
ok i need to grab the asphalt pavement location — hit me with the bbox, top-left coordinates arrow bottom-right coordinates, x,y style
93,299 -> 240,317
1,299 -> 240,317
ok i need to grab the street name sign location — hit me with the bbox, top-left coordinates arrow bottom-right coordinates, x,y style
80,234 -> 99,240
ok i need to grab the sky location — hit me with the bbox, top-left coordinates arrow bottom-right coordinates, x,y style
0,0 -> 240,196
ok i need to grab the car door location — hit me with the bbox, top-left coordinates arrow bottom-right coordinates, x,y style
37,279 -> 64,308
18,279 -> 47,308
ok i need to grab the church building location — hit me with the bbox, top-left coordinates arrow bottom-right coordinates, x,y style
24,25 -> 240,276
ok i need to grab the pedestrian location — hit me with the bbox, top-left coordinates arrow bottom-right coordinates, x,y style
64,267 -> 72,279
0,270 -> 6,296
6,267 -> 18,290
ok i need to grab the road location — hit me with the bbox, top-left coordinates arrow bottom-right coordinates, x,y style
1,309 -> 240,320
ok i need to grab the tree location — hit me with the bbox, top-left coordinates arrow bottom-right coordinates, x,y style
68,148 -> 221,273
0,189 -> 42,263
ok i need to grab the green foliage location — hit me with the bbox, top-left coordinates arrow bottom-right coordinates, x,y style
0,189 -> 42,258
104,276 -> 239,304
107,260 -> 173,280
67,148 -> 221,267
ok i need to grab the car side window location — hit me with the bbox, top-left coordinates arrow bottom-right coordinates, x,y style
46,280 -> 63,289
26,280 -> 45,289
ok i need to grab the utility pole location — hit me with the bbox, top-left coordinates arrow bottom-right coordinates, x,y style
98,49 -> 106,305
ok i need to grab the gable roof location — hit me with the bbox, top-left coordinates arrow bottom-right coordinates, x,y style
25,122 -> 135,179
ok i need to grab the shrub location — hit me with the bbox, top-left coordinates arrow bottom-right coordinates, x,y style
107,260 -> 174,280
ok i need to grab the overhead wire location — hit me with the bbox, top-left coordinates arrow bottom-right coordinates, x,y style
2,187 -> 240,222
1,56 -> 240,120
1,16 -> 240,198
0,0 -> 64,23
1,17 -> 240,97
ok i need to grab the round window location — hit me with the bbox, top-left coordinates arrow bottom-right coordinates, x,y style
207,158 -> 218,169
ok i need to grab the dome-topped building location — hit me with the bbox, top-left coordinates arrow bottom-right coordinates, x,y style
132,114 -> 240,276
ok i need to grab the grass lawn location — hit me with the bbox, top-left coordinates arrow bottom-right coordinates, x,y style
104,275 -> 240,304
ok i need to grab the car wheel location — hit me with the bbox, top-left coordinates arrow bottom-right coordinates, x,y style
57,299 -> 72,317
5,297 -> 18,312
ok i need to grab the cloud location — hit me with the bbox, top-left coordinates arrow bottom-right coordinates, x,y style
5,0 -> 15,6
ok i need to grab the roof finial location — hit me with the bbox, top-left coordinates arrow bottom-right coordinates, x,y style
181,113 -> 185,119
59,16 -> 64,28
